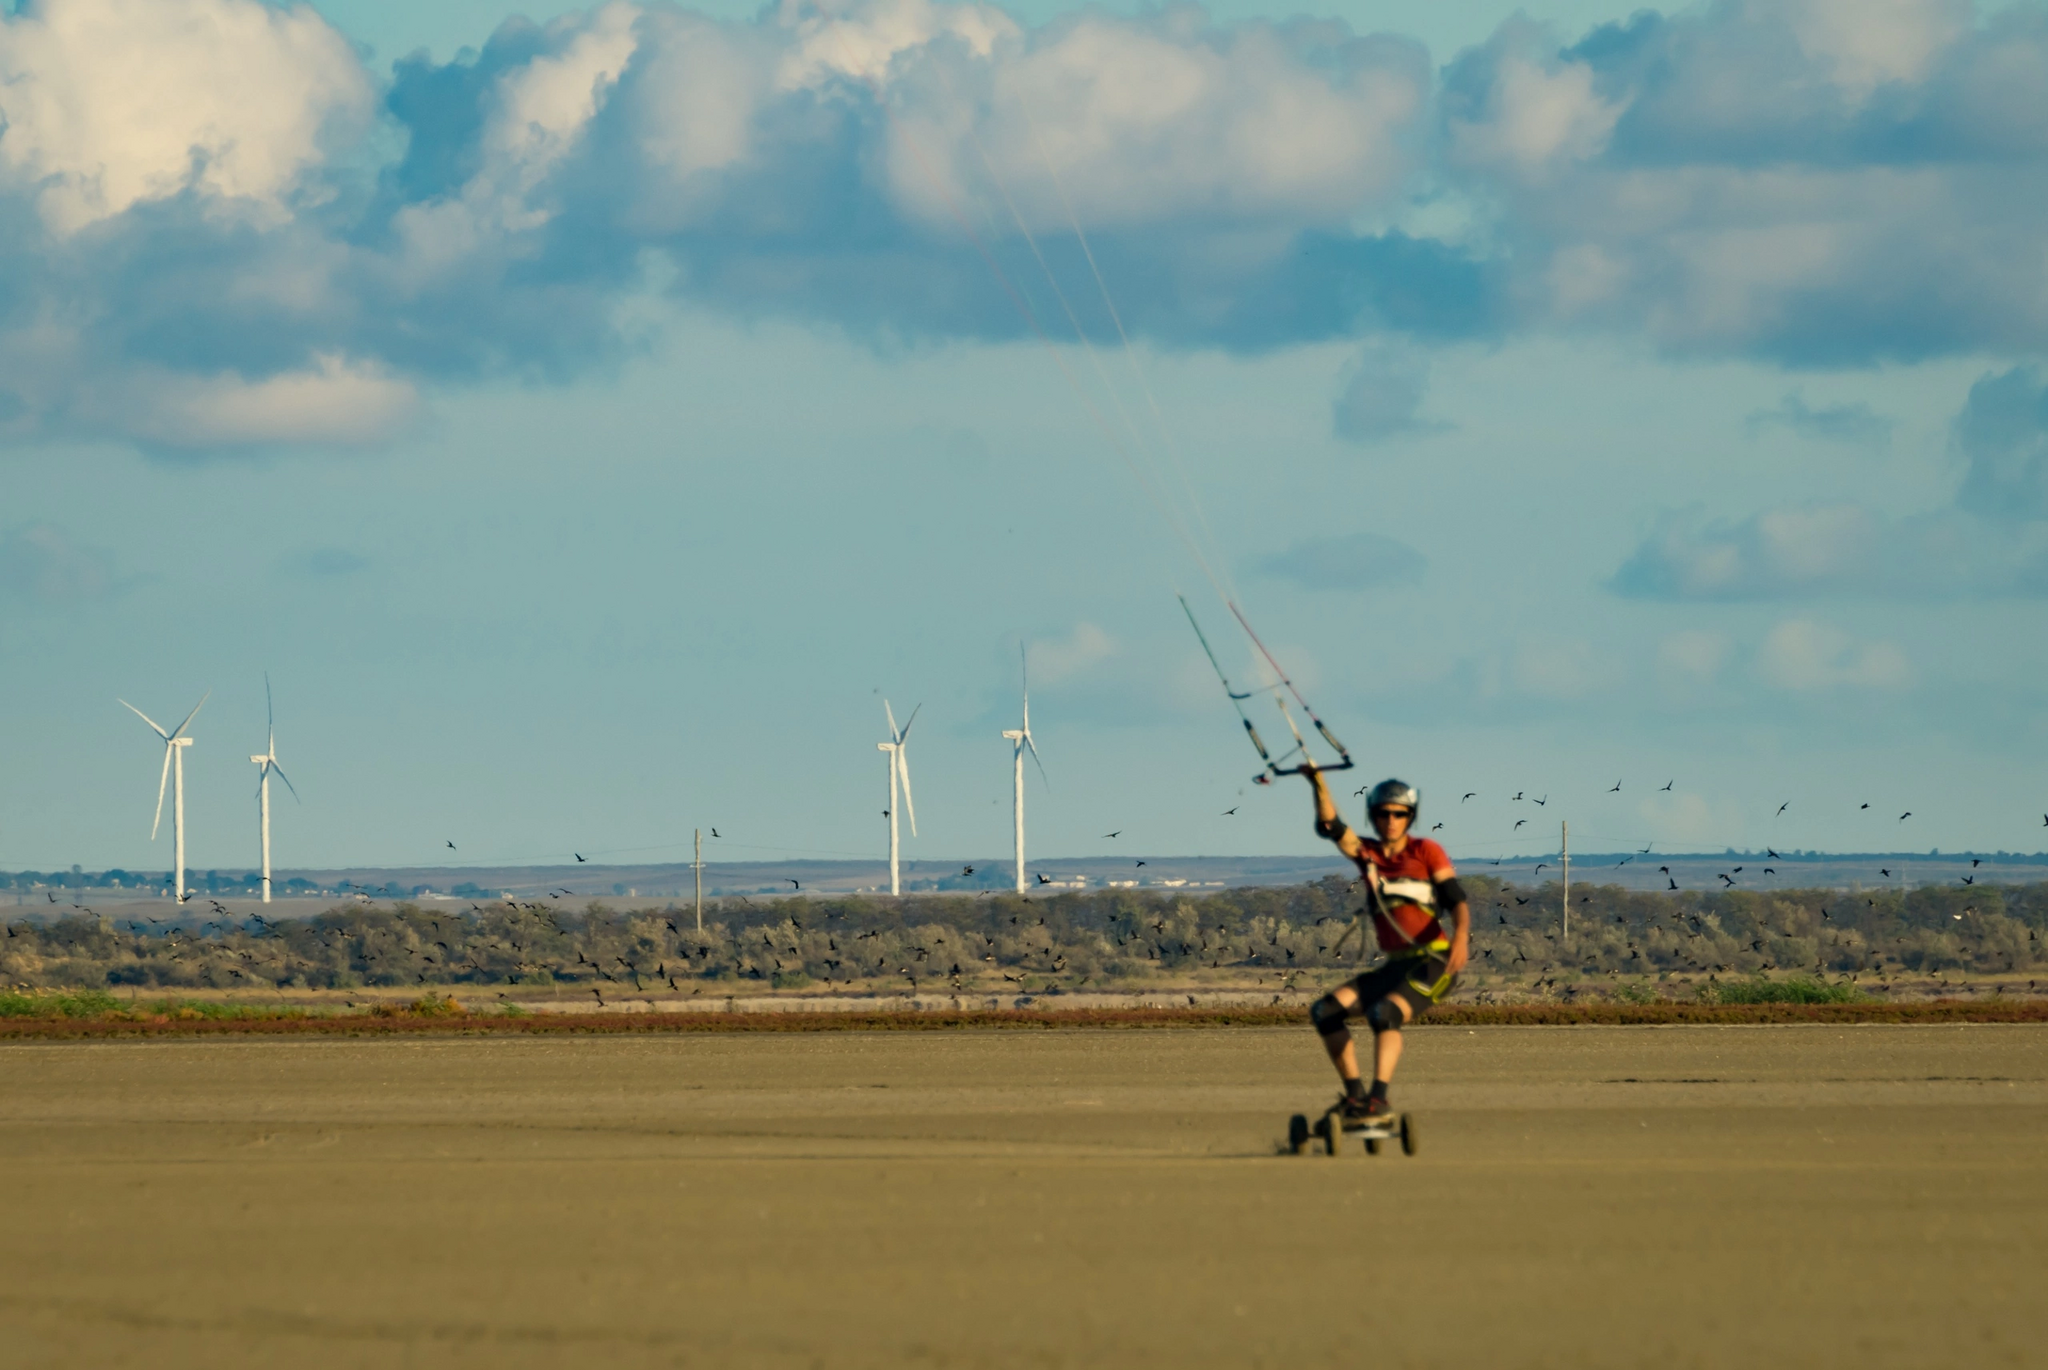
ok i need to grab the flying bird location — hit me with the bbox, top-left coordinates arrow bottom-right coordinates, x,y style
1899,812 -> 1912,822
1660,780 -> 1673,791
1609,780 -> 1621,793
1222,807 -> 1237,816
1860,803 -> 1869,810
1136,861 -> 1147,868
1514,819 -> 1527,830
1462,793 -> 1476,802
1103,831 -> 1121,839
787,878 -> 800,890
574,853 -> 587,862
1036,873 -> 1051,885
446,841 -> 456,850
711,828 -> 721,837
1777,802 -> 1789,816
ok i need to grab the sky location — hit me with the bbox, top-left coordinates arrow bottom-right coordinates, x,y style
3,0 -> 2048,877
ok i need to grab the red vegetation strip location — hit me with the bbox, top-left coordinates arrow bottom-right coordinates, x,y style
3,1000 -> 2048,1038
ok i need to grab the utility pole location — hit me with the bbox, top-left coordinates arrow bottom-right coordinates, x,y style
1562,819 -> 1571,945
693,828 -> 703,932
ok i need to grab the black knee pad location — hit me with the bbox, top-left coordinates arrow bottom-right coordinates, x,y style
1309,995 -> 1351,1036
1364,997 -> 1405,1035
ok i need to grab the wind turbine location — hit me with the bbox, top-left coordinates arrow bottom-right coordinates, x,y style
120,691 -> 208,903
878,701 -> 919,896
249,674 -> 299,904
1001,647 -> 1046,894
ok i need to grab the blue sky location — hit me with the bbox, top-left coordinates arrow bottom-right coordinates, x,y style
3,0 -> 2046,875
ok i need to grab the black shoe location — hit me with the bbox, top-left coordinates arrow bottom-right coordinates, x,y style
1338,1093 -> 1391,1121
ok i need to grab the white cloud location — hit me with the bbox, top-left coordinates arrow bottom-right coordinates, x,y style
882,10 -> 1427,234
1784,0 -> 1967,95
1656,629 -> 1731,692
127,354 -> 420,449
778,0 -> 1016,90
1027,622 -> 1115,684
0,0 -> 370,233
1635,790 -> 1746,847
1756,618 -> 1910,691
1446,33 -> 1621,181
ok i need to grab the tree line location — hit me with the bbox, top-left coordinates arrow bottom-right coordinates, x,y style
3,877 -> 2042,995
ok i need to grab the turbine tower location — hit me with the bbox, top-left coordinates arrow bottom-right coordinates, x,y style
878,701 -> 919,896
248,674 -> 299,904
120,691 -> 208,903
1001,647 -> 1046,893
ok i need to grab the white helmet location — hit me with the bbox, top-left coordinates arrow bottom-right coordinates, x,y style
1366,778 -> 1420,825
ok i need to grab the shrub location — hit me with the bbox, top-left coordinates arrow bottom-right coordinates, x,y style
1702,976 -> 1863,1005
0,988 -> 120,1018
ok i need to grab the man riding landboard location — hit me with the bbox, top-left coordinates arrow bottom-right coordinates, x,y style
1302,766 -> 1470,1121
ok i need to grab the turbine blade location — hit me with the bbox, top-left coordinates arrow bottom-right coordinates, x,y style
265,672 -> 274,734
1020,644 -> 1030,730
884,698 -> 899,742
271,762 -> 300,803
897,747 -> 917,837
1024,730 -> 1048,788
121,699 -> 170,740
898,702 -> 921,743
151,743 -> 172,839
168,689 -> 210,741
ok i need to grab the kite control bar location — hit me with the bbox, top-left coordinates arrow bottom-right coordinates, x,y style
1180,595 -> 1355,784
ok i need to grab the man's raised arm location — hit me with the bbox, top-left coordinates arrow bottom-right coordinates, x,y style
1304,764 -> 1363,859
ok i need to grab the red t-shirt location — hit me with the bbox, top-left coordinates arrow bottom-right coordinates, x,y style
1350,836 -> 1455,953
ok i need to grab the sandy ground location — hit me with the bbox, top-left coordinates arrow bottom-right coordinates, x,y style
2,1026 -> 2044,1369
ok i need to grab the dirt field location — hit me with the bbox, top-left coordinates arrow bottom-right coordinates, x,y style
3,1026 -> 2043,1368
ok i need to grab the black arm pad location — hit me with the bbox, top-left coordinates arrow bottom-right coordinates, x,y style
1434,877 -> 1468,908
1315,815 -> 1350,843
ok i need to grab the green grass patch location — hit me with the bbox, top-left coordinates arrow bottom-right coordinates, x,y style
1701,976 -> 1864,1005
0,988 -> 121,1018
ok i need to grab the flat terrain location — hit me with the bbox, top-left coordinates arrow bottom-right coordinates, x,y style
3,1027 -> 2044,1368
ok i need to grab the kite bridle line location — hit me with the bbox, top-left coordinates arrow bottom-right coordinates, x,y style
1181,595 -> 1353,784
848,45 -> 1354,781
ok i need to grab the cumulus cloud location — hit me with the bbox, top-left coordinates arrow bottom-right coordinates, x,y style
1755,618 -> 1910,691
1442,0 -> 2048,361
1255,531 -> 1424,589
0,0 -> 1459,453
1655,629 -> 1732,694
1610,501 -> 2048,600
0,0 -> 371,234
8,0 -> 2048,454
1026,621 -> 1115,684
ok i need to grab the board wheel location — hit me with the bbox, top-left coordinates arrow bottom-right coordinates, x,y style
1400,1112 -> 1418,1157
1364,1136 -> 1381,1155
1323,1124 -> 1343,1156
1288,1114 -> 1310,1156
